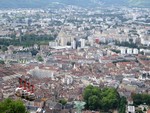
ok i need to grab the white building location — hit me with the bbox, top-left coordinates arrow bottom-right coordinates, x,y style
71,40 -> 76,49
88,36 -> 94,46
133,48 -> 138,54
49,41 -> 58,47
60,37 -> 67,46
28,67 -> 55,79
120,48 -> 126,54
62,76 -> 73,85
34,44 -> 38,49
127,106 -> 135,113
80,39 -> 85,48
139,71 -> 150,80
127,48 -> 133,54
100,37 -> 106,43
141,38 -> 150,46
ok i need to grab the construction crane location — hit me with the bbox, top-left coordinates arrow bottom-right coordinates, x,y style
15,78 -> 35,101
15,78 -> 23,97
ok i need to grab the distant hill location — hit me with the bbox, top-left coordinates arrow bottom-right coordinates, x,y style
0,0 -> 52,8
0,0 -> 99,8
0,0 -> 150,8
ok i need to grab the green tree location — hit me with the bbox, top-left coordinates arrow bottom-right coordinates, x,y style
37,55 -> 43,62
119,96 -> 127,113
0,34 -> 55,47
101,88 -> 120,111
88,95 -> 99,110
83,85 -> 120,111
143,107 -> 147,111
83,85 -> 101,109
1,46 -> 8,52
132,93 -> 150,106
136,109 -> 144,113
59,99 -> 67,106
31,49 -> 38,56
0,98 -> 26,113
0,60 -> 5,64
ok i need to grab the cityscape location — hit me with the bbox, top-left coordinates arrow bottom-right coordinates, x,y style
0,1 -> 150,113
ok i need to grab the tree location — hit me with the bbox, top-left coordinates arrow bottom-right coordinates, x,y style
67,42 -> 71,46
0,60 -> 5,64
83,85 -> 101,109
143,107 -> 147,111
59,99 -> 67,106
101,88 -> 120,111
111,49 -> 121,53
0,34 -> 55,47
83,85 -> 120,111
132,93 -> 150,106
31,49 -> 38,56
88,95 -> 99,110
136,109 -> 144,113
119,96 -> 127,113
37,55 -> 43,62
0,98 -> 26,113
1,46 -> 8,52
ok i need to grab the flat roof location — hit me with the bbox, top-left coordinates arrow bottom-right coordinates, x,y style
51,46 -> 71,49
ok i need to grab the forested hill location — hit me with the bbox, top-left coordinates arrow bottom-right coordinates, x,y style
0,0 -> 150,8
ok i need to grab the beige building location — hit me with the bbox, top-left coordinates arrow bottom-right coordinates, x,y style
58,32 -> 67,46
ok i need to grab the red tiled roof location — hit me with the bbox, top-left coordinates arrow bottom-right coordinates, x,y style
147,110 -> 150,113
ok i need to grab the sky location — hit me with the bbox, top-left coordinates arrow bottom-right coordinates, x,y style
128,0 -> 148,6
0,0 -> 150,8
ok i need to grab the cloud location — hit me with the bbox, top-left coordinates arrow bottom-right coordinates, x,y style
128,0 -> 149,6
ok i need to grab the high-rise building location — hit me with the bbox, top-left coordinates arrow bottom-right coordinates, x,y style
88,36 -> 94,46
60,37 -> 67,46
71,39 -> 76,49
121,48 -> 126,54
81,39 -> 85,48
133,48 -> 139,54
127,48 -> 133,54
